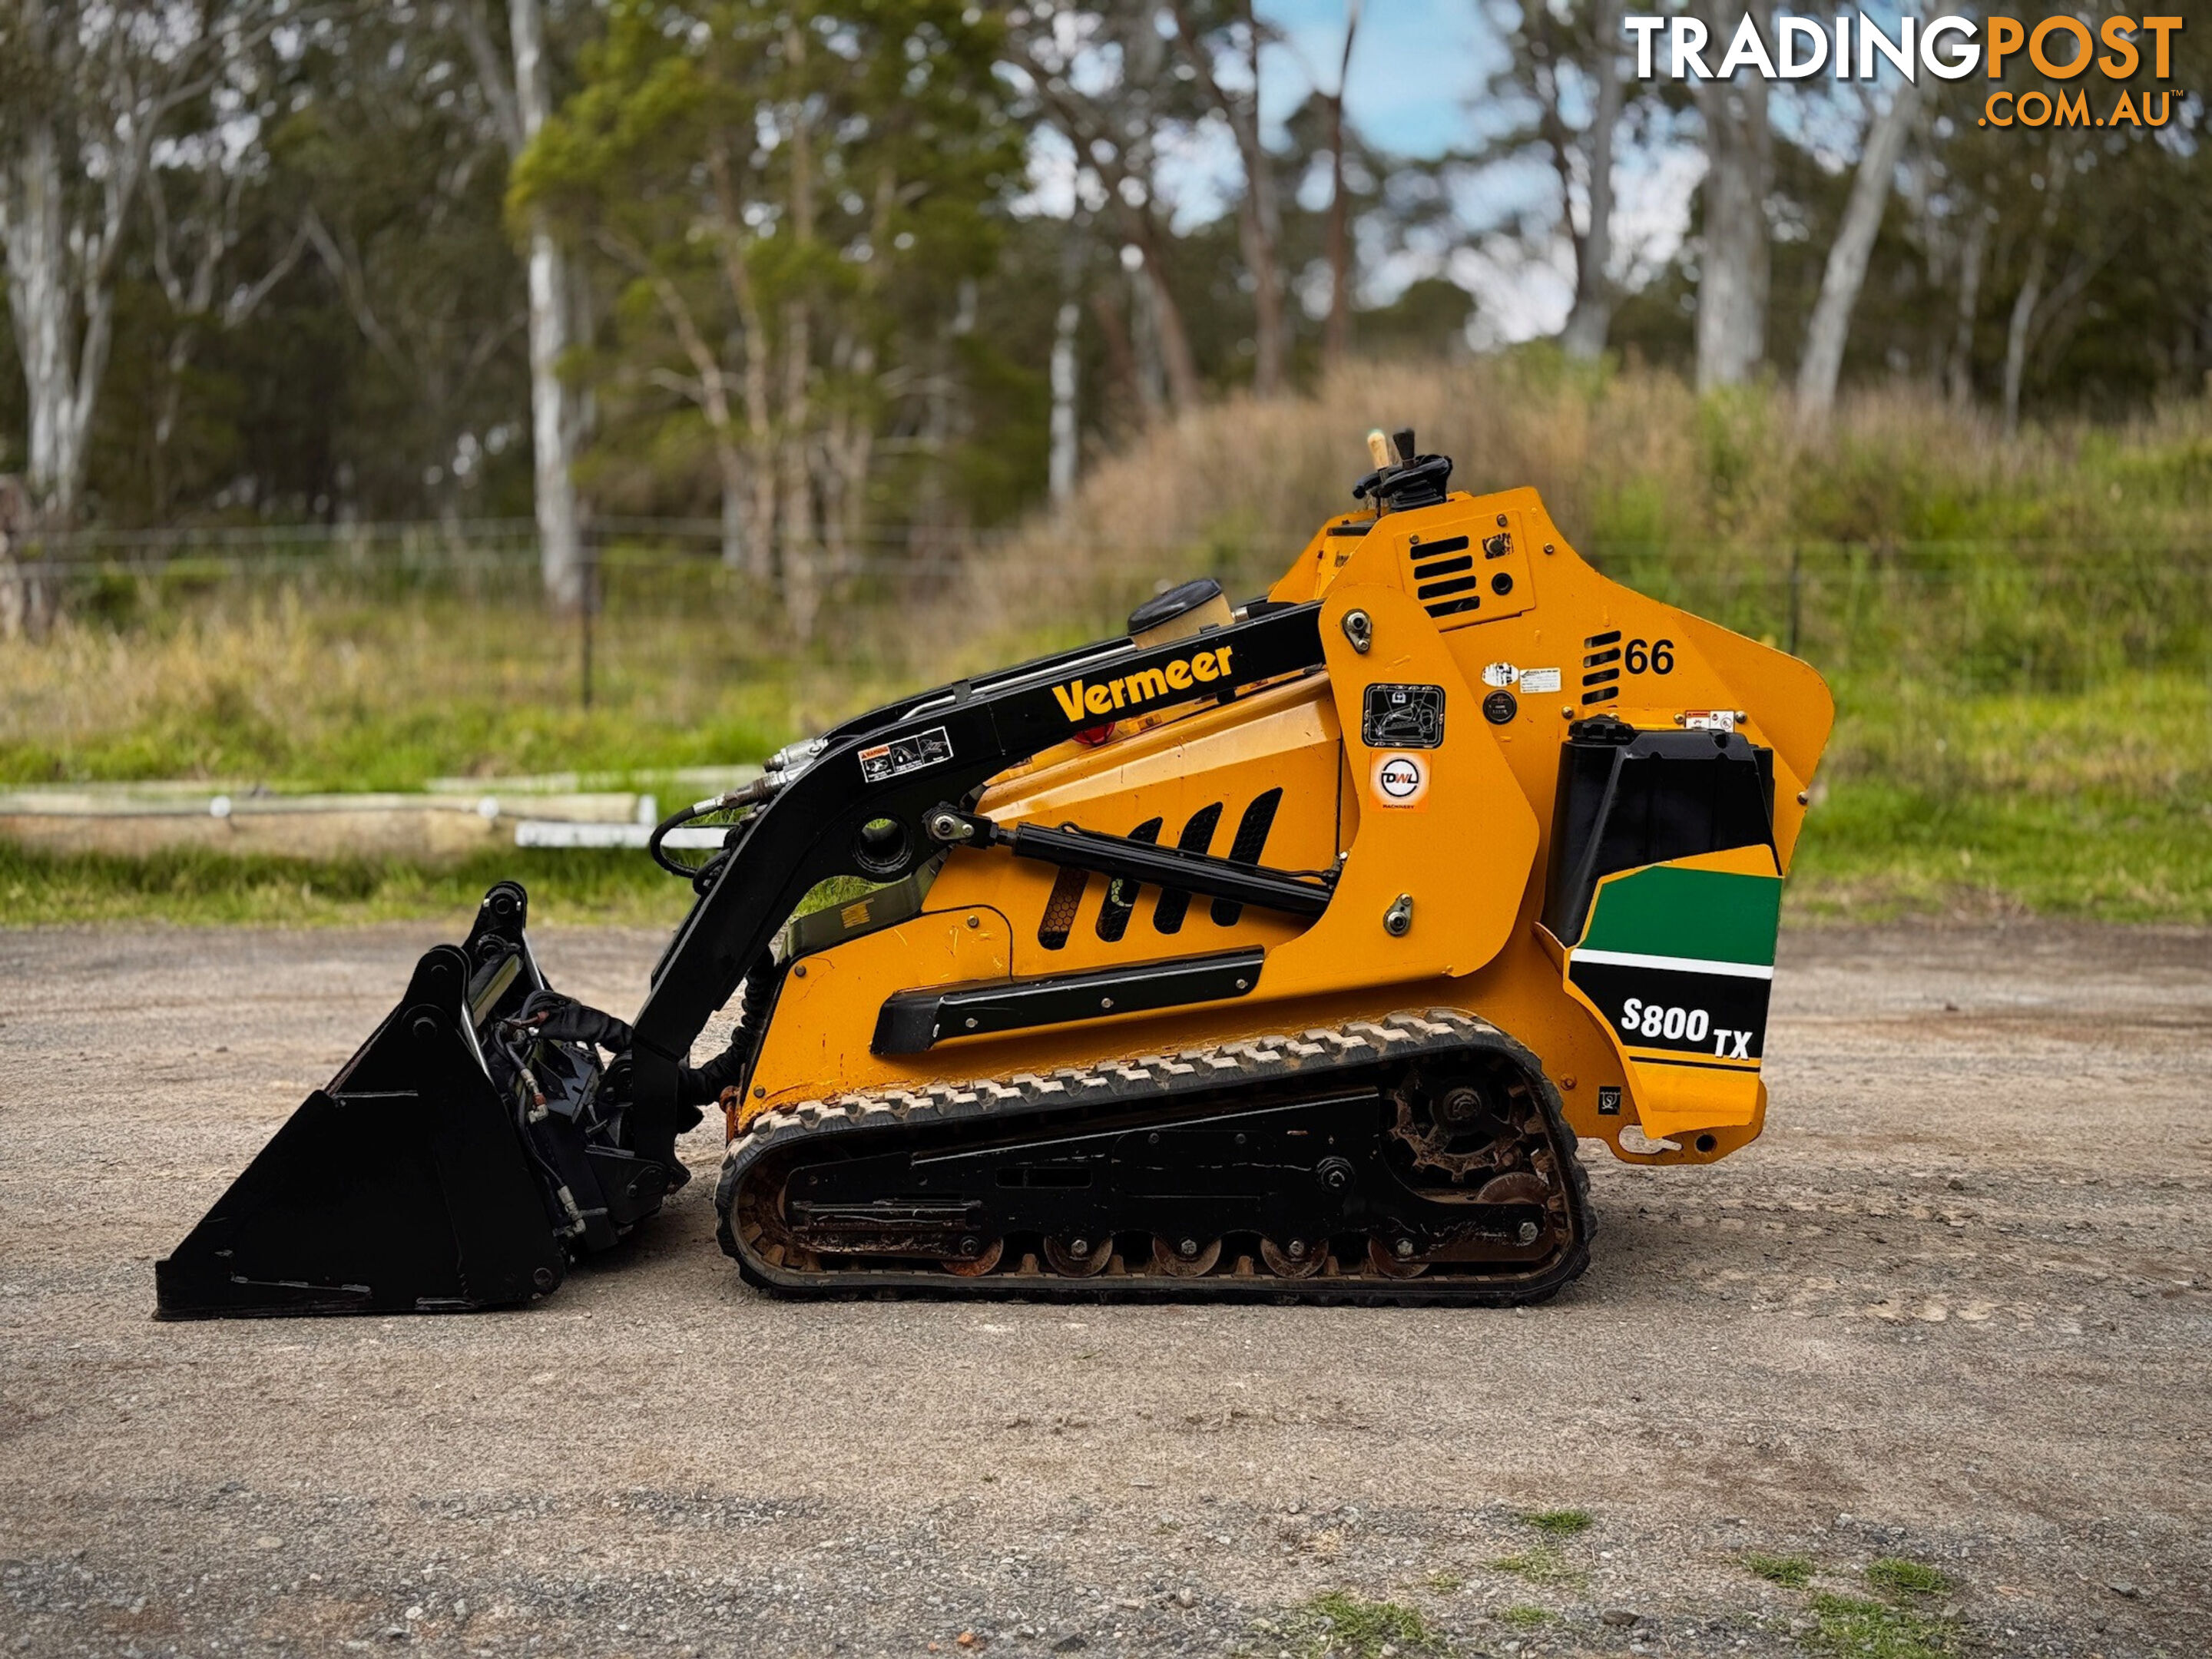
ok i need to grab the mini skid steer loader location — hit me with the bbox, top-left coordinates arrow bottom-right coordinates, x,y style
157,429 -> 1832,1315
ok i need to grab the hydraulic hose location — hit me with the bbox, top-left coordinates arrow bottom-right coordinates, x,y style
647,775 -> 777,878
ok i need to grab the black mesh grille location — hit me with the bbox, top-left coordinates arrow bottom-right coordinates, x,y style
1036,866 -> 1088,949
1095,817 -> 1164,942
1151,803 -> 1225,934
1210,790 -> 1283,928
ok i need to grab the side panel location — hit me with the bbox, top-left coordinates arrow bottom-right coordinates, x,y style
1561,846 -> 1782,1141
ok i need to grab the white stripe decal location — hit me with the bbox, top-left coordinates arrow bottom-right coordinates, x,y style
1571,948 -> 1774,981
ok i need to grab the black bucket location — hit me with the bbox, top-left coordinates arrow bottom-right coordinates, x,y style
155,883 -> 667,1318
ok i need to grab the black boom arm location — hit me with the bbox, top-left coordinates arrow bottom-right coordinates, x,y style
623,602 -> 1328,1159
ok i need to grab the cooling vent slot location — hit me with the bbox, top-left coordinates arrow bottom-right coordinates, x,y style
1094,817 -> 1164,942
1581,629 -> 1623,704
1210,790 -> 1283,927
1036,866 -> 1088,950
1152,802 -> 1225,935
1400,535 -> 1488,621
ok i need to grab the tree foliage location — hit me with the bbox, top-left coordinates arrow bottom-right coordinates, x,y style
0,0 -> 2202,621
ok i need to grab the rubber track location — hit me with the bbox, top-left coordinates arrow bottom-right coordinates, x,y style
714,1009 -> 1595,1306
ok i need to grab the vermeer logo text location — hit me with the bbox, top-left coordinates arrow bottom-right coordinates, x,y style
1051,647 -> 1234,722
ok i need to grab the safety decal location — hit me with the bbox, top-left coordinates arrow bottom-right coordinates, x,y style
1360,683 -> 1445,748
859,725 -> 953,783
1370,751 -> 1430,809
1481,661 -> 1518,687
1518,666 -> 1562,694
1597,1086 -> 1621,1116
1567,861 -> 1783,1065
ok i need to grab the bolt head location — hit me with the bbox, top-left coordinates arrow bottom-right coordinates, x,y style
1179,1238 -> 1199,1257
1395,1238 -> 1416,1259
1287,1239 -> 1306,1260
1518,1220 -> 1540,1244
1070,1238 -> 1089,1257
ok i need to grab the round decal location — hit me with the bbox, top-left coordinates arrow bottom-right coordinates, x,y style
1371,751 -> 1429,807
1378,757 -> 1422,797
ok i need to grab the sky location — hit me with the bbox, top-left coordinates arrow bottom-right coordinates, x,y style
1018,1 -> 1706,346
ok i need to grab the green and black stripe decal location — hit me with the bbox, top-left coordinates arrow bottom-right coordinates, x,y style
1568,863 -> 1780,1064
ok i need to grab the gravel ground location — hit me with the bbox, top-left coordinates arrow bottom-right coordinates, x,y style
1,919 -> 2207,1659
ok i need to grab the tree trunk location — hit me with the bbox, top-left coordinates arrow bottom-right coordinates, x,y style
778,24 -> 820,641
1125,215 -> 1200,416
1796,80 -> 1921,424
1049,295 -> 1081,503
2003,158 -> 2068,437
505,0 -> 586,611
1694,0 -> 1771,392
1321,2 -> 1361,373
1947,208 -> 1990,409
1170,0 -> 1284,396
1561,0 -> 1624,362
5,117 -> 102,523
717,439 -> 750,571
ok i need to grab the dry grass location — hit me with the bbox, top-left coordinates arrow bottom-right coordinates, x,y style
926,354 -> 2212,684
2,357 -> 2207,922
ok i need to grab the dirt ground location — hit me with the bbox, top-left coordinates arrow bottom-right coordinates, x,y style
1,919 -> 2207,1659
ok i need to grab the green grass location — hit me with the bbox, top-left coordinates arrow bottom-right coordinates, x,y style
1808,1592 -> 1955,1658
1495,1604 -> 1555,1630
1489,1543 -> 1585,1588
1518,1508 -> 1594,1537
0,839 -> 693,928
1792,780 -> 2212,922
1283,1591 -> 1439,1659
1742,1551 -> 1816,1589
1866,1558 -> 1951,1598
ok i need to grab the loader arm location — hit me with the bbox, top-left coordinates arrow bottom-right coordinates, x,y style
622,602 -> 1330,1164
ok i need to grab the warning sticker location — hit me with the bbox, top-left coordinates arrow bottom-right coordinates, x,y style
1360,683 -> 1445,748
1481,661 -> 1519,687
858,725 -> 954,783
1370,751 -> 1430,810
1684,709 -> 1737,733
1518,666 -> 1562,694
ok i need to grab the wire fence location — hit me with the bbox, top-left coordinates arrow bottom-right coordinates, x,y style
4,515 -> 2207,695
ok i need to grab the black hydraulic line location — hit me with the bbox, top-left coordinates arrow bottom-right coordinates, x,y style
647,777 -> 775,878
994,820 -> 1332,919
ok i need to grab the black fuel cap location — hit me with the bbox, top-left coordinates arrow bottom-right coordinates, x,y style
1128,578 -> 1225,637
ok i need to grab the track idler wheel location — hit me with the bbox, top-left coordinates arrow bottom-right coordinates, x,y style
1367,1234 -> 1431,1279
1151,1236 -> 1222,1277
1260,1237 -> 1326,1279
1043,1235 -> 1112,1277
942,1237 -> 1004,1278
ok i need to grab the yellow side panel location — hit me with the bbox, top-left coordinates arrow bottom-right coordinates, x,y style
747,907 -> 1013,1111
1263,581 -> 1538,994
